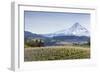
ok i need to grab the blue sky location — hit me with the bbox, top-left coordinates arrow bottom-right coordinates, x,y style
24,11 -> 90,34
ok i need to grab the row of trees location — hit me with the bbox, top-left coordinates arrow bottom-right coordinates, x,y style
73,40 -> 90,46
25,38 -> 44,47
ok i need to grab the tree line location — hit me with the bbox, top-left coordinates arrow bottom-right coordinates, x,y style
25,38 -> 44,47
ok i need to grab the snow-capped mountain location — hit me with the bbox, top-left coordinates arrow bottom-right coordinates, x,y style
25,23 -> 90,44
44,22 -> 90,37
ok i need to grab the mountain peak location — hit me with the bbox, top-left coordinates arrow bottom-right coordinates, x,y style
68,22 -> 89,36
46,22 -> 90,37
71,22 -> 83,28
74,22 -> 80,25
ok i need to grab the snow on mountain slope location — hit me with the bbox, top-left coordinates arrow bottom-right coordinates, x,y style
44,22 -> 90,37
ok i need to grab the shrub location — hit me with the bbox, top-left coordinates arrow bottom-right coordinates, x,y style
25,38 -> 44,47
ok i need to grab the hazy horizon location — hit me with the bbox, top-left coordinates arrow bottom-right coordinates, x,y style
24,11 -> 90,34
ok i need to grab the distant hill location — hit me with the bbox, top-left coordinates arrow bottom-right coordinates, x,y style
24,31 -> 46,39
52,35 -> 90,43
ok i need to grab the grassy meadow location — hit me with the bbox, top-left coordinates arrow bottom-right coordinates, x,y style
24,45 -> 90,61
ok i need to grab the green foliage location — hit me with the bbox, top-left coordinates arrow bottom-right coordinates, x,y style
87,40 -> 90,45
25,38 -> 44,47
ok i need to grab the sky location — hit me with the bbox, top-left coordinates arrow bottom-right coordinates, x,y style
24,11 -> 90,34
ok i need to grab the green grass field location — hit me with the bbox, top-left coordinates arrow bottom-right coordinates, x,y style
24,45 -> 90,61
